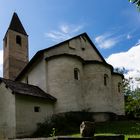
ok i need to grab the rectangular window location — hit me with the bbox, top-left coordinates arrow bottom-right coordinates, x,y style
16,35 -> 22,46
34,106 -> 40,112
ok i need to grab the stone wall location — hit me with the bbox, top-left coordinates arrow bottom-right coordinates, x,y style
18,35 -> 124,119
3,30 -> 28,80
0,82 -> 16,139
19,52 -> 124,117
21,58 -> 47,92
13,135 -> 125,140
46,54 -> 124,117
111,74 -> 125,115
47,56 -> 84,113
15,94 -> 54,137
83,63 -> 113,113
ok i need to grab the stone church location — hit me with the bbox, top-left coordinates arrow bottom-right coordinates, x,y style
0,13 -> 124,138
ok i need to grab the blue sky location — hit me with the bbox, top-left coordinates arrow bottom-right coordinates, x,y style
0,0 -> 140,82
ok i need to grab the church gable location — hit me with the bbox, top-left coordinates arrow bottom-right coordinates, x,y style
16,33 -> 105,81
44,33 -> 105,62
68,33 -> 105,62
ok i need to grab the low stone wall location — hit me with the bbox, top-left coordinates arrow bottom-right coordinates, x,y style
13,138 -> 48,140
13,138 -> 93,140
12,135 -> 124,140
54,137 -> 93,140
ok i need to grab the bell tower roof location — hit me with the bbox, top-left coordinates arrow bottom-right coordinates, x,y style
8,12 -> 27,36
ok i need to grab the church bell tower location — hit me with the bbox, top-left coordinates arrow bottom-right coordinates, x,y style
3,13 -> 29,80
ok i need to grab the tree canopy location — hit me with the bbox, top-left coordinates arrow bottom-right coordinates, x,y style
129,0 -> 140,9
115,67 -> 140,118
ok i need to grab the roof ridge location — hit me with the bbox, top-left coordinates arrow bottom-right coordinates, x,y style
39,32 -> 87,53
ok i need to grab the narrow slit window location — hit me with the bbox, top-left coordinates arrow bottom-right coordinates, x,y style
118,83 -> 121,93
104,74 -> 108,86
16,35 -> 22,45
74,68 -> 80,80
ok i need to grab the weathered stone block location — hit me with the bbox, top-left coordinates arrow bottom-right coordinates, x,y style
80,121 -> 95,137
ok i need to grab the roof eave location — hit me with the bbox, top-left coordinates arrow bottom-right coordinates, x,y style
14,92 -> 57,102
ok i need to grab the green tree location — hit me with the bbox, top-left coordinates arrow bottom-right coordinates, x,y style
129,0 -> 140,10
125,88 -> 140,118
114,67 -> 140,118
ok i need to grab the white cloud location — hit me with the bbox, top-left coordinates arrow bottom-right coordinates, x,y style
45,23 -> 84,42
127,34 -> 132,39
0,49 -> 3,77
60,25 -> 70,33
106,44 -> 140,70
106,41 -> 140,88
136,39 -> 140,45
95,32 -> 122,49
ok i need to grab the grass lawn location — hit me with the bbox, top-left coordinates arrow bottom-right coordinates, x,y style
71,134 -> 140,140
125,135 -> 140,140
70,120 -> 140,140
95,120 -> 140,134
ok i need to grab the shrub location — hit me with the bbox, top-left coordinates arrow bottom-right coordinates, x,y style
32,111 -> 94,137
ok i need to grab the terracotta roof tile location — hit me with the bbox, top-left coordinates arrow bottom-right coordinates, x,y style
0,78 -> 56,102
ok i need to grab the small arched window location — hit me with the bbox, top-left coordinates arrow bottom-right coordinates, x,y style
74,68 -> 80,80
104,74 -> 108,86
118,83 -> 121,93
16,35 -> 22,45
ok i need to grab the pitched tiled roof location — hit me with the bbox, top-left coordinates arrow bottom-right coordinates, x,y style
0,78 -> 56,102
8,12 -> 27,35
